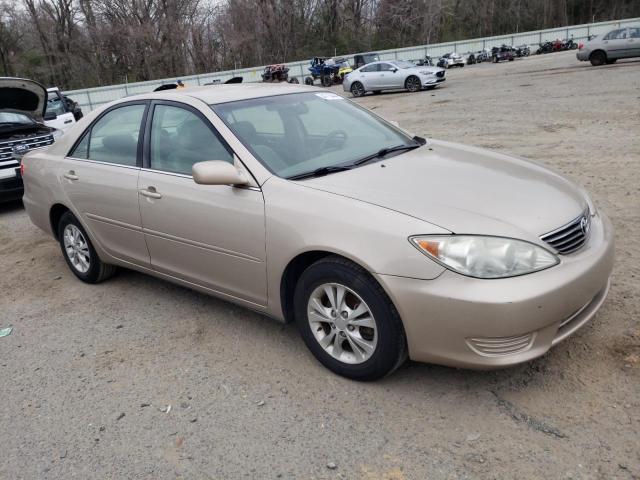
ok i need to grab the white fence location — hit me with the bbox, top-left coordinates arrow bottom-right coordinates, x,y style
65,17 -> 639,112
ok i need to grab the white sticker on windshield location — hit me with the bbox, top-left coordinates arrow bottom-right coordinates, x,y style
315,92 -> 344,100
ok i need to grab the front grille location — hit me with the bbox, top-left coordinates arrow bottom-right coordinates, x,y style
0,133 -> 54,164
436,71 -> 445,78
540,210 -> 591,254
467,333 -> 534,357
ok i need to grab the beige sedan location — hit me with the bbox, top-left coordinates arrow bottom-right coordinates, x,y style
21,84 -> 614,380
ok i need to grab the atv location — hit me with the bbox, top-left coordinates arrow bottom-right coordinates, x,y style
305,57 -> 352,87
261,64 -> 299,83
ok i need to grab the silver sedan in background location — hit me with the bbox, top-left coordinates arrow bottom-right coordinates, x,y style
343,60 -> 445,97
577,25 -> 640,65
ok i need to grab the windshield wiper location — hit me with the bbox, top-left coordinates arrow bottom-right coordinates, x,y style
287,165 -> 353,180
353,143 -> 421,166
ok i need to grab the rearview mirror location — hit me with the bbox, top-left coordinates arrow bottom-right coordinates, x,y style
192,160 -> 249,186
44,111 -> 57,121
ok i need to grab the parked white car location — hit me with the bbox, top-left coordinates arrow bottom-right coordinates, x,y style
44,87 -> 77,131
343,60 -> 445,97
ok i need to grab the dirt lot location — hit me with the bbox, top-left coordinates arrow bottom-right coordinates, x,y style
1,50 -> 639,479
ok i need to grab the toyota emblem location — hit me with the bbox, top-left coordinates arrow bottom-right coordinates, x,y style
580,216 -> 590,236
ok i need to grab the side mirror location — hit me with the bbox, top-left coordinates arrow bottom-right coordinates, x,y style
192,160 -> 249,186
391,68 -> 398,73
44,111 -> 57,121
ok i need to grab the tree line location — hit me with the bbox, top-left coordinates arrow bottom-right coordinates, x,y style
0,0 -> 638,90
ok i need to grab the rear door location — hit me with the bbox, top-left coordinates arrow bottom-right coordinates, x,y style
61,102 -> 150,267
628,27 -> 640,57
602,28 -> 629,58
138,101 -> 267,306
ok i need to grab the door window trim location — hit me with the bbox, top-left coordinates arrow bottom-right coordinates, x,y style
142,100 -> 234,172
140,100 -> 261,190
66,100 -> 150,168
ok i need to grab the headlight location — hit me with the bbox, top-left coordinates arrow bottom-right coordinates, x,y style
410,235 -> 559,279
52,129 -> 64,140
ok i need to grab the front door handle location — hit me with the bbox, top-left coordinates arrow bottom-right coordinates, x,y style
139,187 -> 162,199
63,170 -> 78,180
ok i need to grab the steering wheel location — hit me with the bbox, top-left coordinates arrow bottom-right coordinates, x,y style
319,129 -> 348,152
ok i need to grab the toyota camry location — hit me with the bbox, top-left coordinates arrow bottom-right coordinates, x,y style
22,84 -> 614,380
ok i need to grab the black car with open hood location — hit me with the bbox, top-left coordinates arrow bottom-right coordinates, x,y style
1,77 -> 57,202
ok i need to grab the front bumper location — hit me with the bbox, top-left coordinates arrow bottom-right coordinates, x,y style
376,212 -> 615,369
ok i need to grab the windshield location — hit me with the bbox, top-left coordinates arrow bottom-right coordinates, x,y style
0,112 -> 34,124
212,92 -> 415,178
46,96 -> 67,116
392,60 -> 416,69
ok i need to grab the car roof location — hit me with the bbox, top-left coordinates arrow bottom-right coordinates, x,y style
124,83 -> 324,105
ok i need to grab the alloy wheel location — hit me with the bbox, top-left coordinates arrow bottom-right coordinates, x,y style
307,283 -> 377,364
63,224 -> 91,273
406,77 -> 420,92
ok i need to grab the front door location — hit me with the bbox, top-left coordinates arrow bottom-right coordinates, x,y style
61,102 -> 150,267
138,102 -> 267,306
377,63 -> 399,89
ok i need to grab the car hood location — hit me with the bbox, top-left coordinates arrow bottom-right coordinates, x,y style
300,139 -> 588,241
0,77 -> 47,119
408,66 -> 443,74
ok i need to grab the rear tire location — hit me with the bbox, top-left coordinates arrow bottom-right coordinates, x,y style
350,81 -> 365,97
57,211 -> 116,284
373,90 -> 382,95
304,76 -> 314,85
293,256 -> 407,380
605,58 -> 617,64
590,50 -> 606,66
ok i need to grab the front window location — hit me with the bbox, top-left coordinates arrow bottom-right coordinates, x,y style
149,104 -> 233,175
213,92 -> 416,179
0,112 -> 34,124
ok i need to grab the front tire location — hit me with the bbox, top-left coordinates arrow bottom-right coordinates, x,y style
350,81 -> 365,97
57,211 -> 116,284
405,75 -> 421,92
293,256 -> 407,381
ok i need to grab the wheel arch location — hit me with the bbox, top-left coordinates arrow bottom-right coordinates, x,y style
280,250 -> 382,324
589,49 -> 608,60
49,203 -> 71,240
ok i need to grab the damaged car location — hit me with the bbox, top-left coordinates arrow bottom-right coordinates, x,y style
1,77 -> 59,202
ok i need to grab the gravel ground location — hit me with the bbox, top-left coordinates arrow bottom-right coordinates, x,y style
1,51 -> 638,480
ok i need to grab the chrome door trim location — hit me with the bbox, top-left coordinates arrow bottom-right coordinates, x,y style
85,213 -> 144,232
140,167 -> 261,191
142,226 -> 263,263
64,156 -> 142,171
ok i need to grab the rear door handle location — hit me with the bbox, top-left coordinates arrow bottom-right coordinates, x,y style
64,119 -> 73,124
139,187 -> 162,199
63,170 -> 78,180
